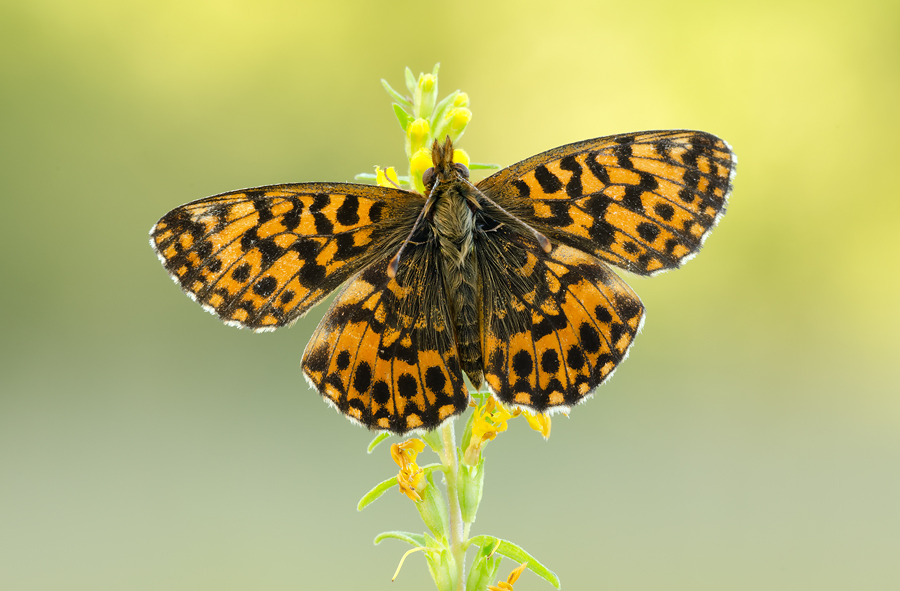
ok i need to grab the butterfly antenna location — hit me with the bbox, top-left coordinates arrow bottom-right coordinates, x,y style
387,183 -> 439,278
460,177 -> 552,253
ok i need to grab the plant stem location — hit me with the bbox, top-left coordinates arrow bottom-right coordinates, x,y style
441,421 -> 466,591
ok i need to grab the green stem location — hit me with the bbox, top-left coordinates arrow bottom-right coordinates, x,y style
440,421 -> 466,591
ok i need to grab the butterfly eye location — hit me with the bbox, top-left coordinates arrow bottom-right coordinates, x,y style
422,167 -> 436,188
454,163 -> 470,179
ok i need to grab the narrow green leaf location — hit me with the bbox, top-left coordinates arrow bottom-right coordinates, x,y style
467,536 -> 561,589
432,62 -> 441,77
357,476 -> 398,511
392,103 -> 414,132
381,79 -> 412,108
374,531 -> 430,548
468,162 -> 501,170
420,463 -> 445,474
404,67 -> 417,94
354,172 -> 377,183
367,432 -> 392,454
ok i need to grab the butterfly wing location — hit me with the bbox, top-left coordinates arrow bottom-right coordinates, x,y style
476,130 -> 736,276
301,239 -> 468,434
475,223 -> 644,412
150,183 -> 419,331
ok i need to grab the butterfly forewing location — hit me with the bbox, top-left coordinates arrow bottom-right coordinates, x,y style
301,243 -> 469,434
150,183 -> 418,331
476,130 -> 736,276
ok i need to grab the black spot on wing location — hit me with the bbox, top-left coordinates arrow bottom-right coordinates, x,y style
654,202 -> 675,221
253,276 -> 277,297
566,346 -> 585,370
540,349 -> 560,374
336,195 -> 360,226
353,362 -> 372,393
232,263 -> 251,282
559,155 -> 583,198
397,373 -> 418,399
424,366 -> 447,394
310,193 -> 333,235
622,185 -> 645,213
514,180 -> 530,198
512,350 -> 533,378
579,323 -> 601,354
636,222 -> 660,243
613,144 -> 634,169
534,165 -> 563,194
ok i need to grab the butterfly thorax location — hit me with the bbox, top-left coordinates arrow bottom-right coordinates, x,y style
426,139 -> 484,389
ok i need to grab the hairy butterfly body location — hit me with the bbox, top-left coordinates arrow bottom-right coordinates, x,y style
151,130 -> 736,434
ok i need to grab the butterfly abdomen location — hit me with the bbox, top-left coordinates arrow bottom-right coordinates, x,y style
433,181 -> 484,389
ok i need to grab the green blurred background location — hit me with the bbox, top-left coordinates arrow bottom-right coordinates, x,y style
1,0 -> 898,589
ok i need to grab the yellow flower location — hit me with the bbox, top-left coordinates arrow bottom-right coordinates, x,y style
488,563 -> 528,591
465,398 -> 515,463
391,439 -> 426,502
374,166 -> 400,188
521,410 -> 551,438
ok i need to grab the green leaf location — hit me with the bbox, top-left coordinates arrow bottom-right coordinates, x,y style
420,463 -> 444,474
392,103 -> 414,132
381,79 -> 412,108
357,476 -> 398,511
354,172 -> 377,183
468,162 -> 501,170
367,432 -> 392,454
404,67 -> 417,94
467,536 -> 561,589
374,530 -> 431,548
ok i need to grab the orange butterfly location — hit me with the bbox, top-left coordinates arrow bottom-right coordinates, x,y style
151,130 -> 735,434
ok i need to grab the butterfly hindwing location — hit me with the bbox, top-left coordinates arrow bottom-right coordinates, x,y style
301,242 -> 469,434
477,226 -> 645,413
477,130 -> 736,276
150,183 -> 419,331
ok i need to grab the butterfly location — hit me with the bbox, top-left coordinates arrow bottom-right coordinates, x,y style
150,130 -> 736,434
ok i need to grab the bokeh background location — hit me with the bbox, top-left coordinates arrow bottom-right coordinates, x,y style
2,1 -> 898,589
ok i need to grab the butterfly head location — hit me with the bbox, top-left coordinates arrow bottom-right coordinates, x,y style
422,136 -> 469,191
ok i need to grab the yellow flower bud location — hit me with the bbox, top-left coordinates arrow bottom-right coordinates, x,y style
418,73 -> 435,92
442,107 -> 472,142
410,148 -> 433,192
452,149 -> 470,168
453,92 -> 469,107
406,118 -> 431,157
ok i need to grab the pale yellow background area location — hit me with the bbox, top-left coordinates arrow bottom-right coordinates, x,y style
1,1 -> 898,589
